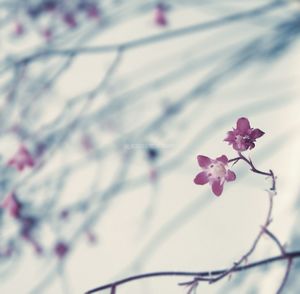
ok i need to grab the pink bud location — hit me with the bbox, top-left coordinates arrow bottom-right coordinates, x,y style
63,13 -> 77,28
1,193 -> 22,219
86,231 -> 97,244
43,1 -> 57,12
86,4 -> 100,20
154,4 -> 167,27
54,242 -> 69,259
13,22 -> 25,36
7,145 -> 35,171
41,28 -> 53,42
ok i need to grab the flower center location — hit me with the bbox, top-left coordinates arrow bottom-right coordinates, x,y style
208,163 -> 226,179
235,134 -> 252,149
237,134 -> 252,142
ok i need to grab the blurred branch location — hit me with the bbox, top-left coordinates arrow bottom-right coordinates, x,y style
7,0 -> 284,67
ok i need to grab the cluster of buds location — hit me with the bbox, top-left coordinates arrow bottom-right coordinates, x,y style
1,145 -> 72,259
11,1 -> 170,42
194,117 -> 265,196
11,1 -> 101,41
0,192 -> 42,255
0,192 -> 73,259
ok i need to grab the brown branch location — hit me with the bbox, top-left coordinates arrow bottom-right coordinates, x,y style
263,228 -> 293,294
215,193 -> 272,278
264,228 -> 286,255
85,251 -> 300,294
188,190 -> 275,286
276,257 -> 293,294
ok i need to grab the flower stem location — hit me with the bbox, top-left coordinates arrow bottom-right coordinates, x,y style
229,152 -> 276,191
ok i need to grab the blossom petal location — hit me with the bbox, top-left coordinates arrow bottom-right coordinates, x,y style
233,142 -> 246,152
249,142 -> 255,150
236,117 -> 250,132
197,155 -> 212,168
216,155 -> 228,165
224,131 -> 235,143
194,172 -> 209,185
211,180 -> 224,196
251,128 -> 265,139
226,170 -> 236,182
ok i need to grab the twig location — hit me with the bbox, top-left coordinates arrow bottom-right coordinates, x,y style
9,1 -> 283,67
237,152 -> 276,191
85,251 -> 300,294
263,228 -> 293,294
276,257 -> 292,294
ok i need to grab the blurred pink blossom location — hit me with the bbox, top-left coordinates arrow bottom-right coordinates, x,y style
86,4 -> 101,20
63,13 -> 77,28
154,4 -> 167,27
13,22 -> 25,36
7,145 -> 35,171
1,192 -> 22,218
54,242 -> 69,259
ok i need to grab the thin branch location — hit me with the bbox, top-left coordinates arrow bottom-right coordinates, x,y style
85,251 -> 300,294
207,190 -> 274,284
9,1 -> 284,67
264,228 -> 286,255
276,257 -> 293,294
263,228 -> 293,294
237,152 -> 276,191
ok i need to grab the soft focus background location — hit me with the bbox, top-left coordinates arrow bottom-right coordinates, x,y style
0,1 -> 300,293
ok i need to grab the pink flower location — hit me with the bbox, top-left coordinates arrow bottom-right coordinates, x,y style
154,4 -> 167,27
194,155 -> 236,196
0,193 -> 22,218
225,117 -> 264,152
7,145 -> 35,171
